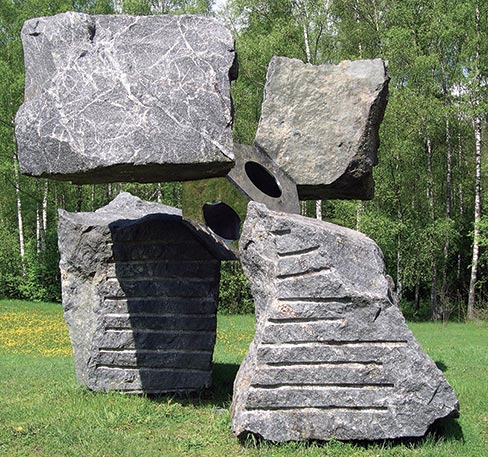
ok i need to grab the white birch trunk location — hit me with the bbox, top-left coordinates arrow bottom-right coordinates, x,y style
457,127 -> 464,281
14,158 -> 25,275
467,1 -> 482,320
36,201 -> 41,255
157,183 -> 162,203
40,180 -> 48,253
442,117 -> 452,300
302,17 -> 323,219
427,138 -> 440,320
467,115 -> 482,319
315,200 -> 322,220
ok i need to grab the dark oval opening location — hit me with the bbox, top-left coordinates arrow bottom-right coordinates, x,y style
203,202 -> 241,241
244,161 -> 282,198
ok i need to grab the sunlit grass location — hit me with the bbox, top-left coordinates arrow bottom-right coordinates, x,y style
0,300 -> 71,357
1,299 -> 487,456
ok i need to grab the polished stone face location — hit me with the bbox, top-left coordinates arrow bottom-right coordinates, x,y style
15,12 -> 236,184
227,143 -> 300,215
255,57 -> 389,200
231,202 -> 459,441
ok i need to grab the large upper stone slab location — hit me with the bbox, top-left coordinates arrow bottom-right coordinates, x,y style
16,13 -> 236,184
231,202 -> 459,441
255,57 -> 388,200
58,192 -> 235,393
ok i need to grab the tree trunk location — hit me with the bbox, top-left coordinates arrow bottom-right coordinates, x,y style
157,183 -> 162,203
41,180 -> 48,253
467,1 -> 482,320
316,200 -> 322,220
415,282 -> 420,312
457,125 -> 464,282
467,115 -> 482,320
396,229 -> 403,301
36,186 -> 41,255
302,15 -> 323,219
427,137 -> 441,320
13,157 -> 25,275
442,117 -> 452,301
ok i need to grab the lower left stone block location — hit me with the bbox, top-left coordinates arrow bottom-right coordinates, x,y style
58,192 -> 235,393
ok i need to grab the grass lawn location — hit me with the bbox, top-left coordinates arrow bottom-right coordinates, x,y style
0,299 -> 487,456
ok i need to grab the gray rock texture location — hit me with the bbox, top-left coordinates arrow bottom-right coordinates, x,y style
231,202 -> 459,441
255,57 -> 389,200
227,144 -> 300,214
58,192 -> 235,393
16,13 -> 236,184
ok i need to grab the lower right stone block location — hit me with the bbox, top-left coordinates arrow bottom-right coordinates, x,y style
231,202 -> 459,442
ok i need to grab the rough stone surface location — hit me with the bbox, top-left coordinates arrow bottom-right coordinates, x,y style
227,144 -> 300,214
255,57 -> 389,200
16,12 -> 236,184
231,202 -> 459,441
58,192 -> 235,393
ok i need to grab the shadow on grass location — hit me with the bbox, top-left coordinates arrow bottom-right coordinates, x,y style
435,359 -> 448,372
144,362 -> 240,407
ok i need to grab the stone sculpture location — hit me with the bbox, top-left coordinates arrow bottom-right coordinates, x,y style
255,57 -> 389,200
15,12 -> 237,183
231,202 -> 459,441
15,10 -> 460,443
58,192 -> 235,393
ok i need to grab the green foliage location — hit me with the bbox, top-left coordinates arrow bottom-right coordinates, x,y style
0,223 -> 22,298
218,261 -> 254,314
18,233 -> 61,303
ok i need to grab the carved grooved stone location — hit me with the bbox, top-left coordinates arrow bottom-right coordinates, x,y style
58,192 -> 235,393
255,57 -> 389,200
231,202 -> 459,441
16,13 -> 237,184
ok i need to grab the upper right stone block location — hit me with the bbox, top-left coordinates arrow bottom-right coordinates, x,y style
255,57 -> 389,200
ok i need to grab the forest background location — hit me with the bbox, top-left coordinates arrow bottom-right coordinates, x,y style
0,0 -> 487,321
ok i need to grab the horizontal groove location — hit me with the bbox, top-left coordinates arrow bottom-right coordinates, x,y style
98,348 -> 212,355
108,240 -> 201,247
271,229 -> 292,235
106,276 -> 215,282
103,313 -> 216,319
98,348 -> 213,356
261,341 -> 408,348
246,406 -> 388,412
103,295 -> 216,301
277,297 -> 353,303
267,317 -> 343,324
122,389 -> 205,395
107,260 -> 215,266
95,365 -> 210,373
277,267 -> 330,280
250,383 -> 394,390
263,361 -> 383,368
277,245 -> 320,257
105,277 -> 215,283
104,296 -> 215,302
104,329 -> 214,335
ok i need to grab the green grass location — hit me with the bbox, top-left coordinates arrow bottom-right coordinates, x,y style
1,299 -> 487,456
